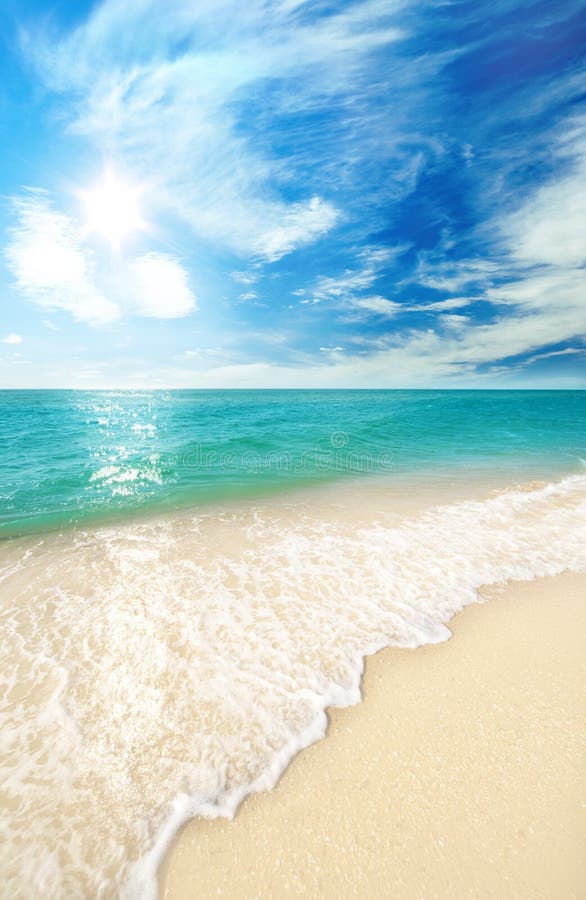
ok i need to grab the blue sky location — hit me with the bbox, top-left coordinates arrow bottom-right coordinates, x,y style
0,0 -> 585,388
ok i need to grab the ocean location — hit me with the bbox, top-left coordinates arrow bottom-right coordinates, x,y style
1,389 -> 585,536
1,389 -> 585,897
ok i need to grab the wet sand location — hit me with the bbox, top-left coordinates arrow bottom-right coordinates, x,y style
160,572 -> 586,900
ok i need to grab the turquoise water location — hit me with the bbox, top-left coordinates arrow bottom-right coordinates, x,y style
1,389 -> 584,537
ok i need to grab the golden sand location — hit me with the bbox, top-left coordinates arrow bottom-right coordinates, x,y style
160,573 -> 586,899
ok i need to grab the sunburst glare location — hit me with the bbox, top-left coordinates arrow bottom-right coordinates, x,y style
80,170 -> 145,249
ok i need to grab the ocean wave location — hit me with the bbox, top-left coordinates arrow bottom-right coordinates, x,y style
0,475 -> 585,898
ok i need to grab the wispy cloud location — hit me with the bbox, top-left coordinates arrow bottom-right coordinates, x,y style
301,246 -> 404,308
24,1 -> 409,264
252,197 -> 339,263
187,110 -> 586,385
297,246 -> 475,320
230,270 -> 260,285
503,116 -> 586,270
351,296 -> 402,317
1,333 -> 23,344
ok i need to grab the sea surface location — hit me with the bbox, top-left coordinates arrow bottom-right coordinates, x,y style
1,390 -> 585,898
1,389 -> 585,537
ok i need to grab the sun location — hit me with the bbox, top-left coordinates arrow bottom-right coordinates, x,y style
80,170 -> 144,248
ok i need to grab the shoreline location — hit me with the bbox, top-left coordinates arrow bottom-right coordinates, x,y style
3,458 -> 580,544
2,471 -> 584,898
159,572 -> 586,899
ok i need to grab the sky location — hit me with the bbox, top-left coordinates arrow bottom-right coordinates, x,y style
0,0 -> 585,389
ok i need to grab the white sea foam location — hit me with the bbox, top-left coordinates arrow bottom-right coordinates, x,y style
0,475 -> 585,898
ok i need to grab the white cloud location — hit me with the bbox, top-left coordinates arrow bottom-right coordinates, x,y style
1,333 -> 23,344
5,193 -> 120,325
304,247 -> 400,308
299,249 -> 480,322
230,270 -> 260,285
5,193 -> 196,324
486,267 -> 584,314
416,258 -> 499,293
416,297 -> 476,311
183,347 -> 227,360
523,346 -> 583,366
504,117 -> 586,268
125,253 -> 197,318
3,305 -> 583,389
352,295 -> 402,316
252,197 -> 339,263
183,239 -> 585,386
312,267 -> 379,299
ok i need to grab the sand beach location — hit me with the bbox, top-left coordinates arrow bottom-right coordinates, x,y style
161,573 -> 586,900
